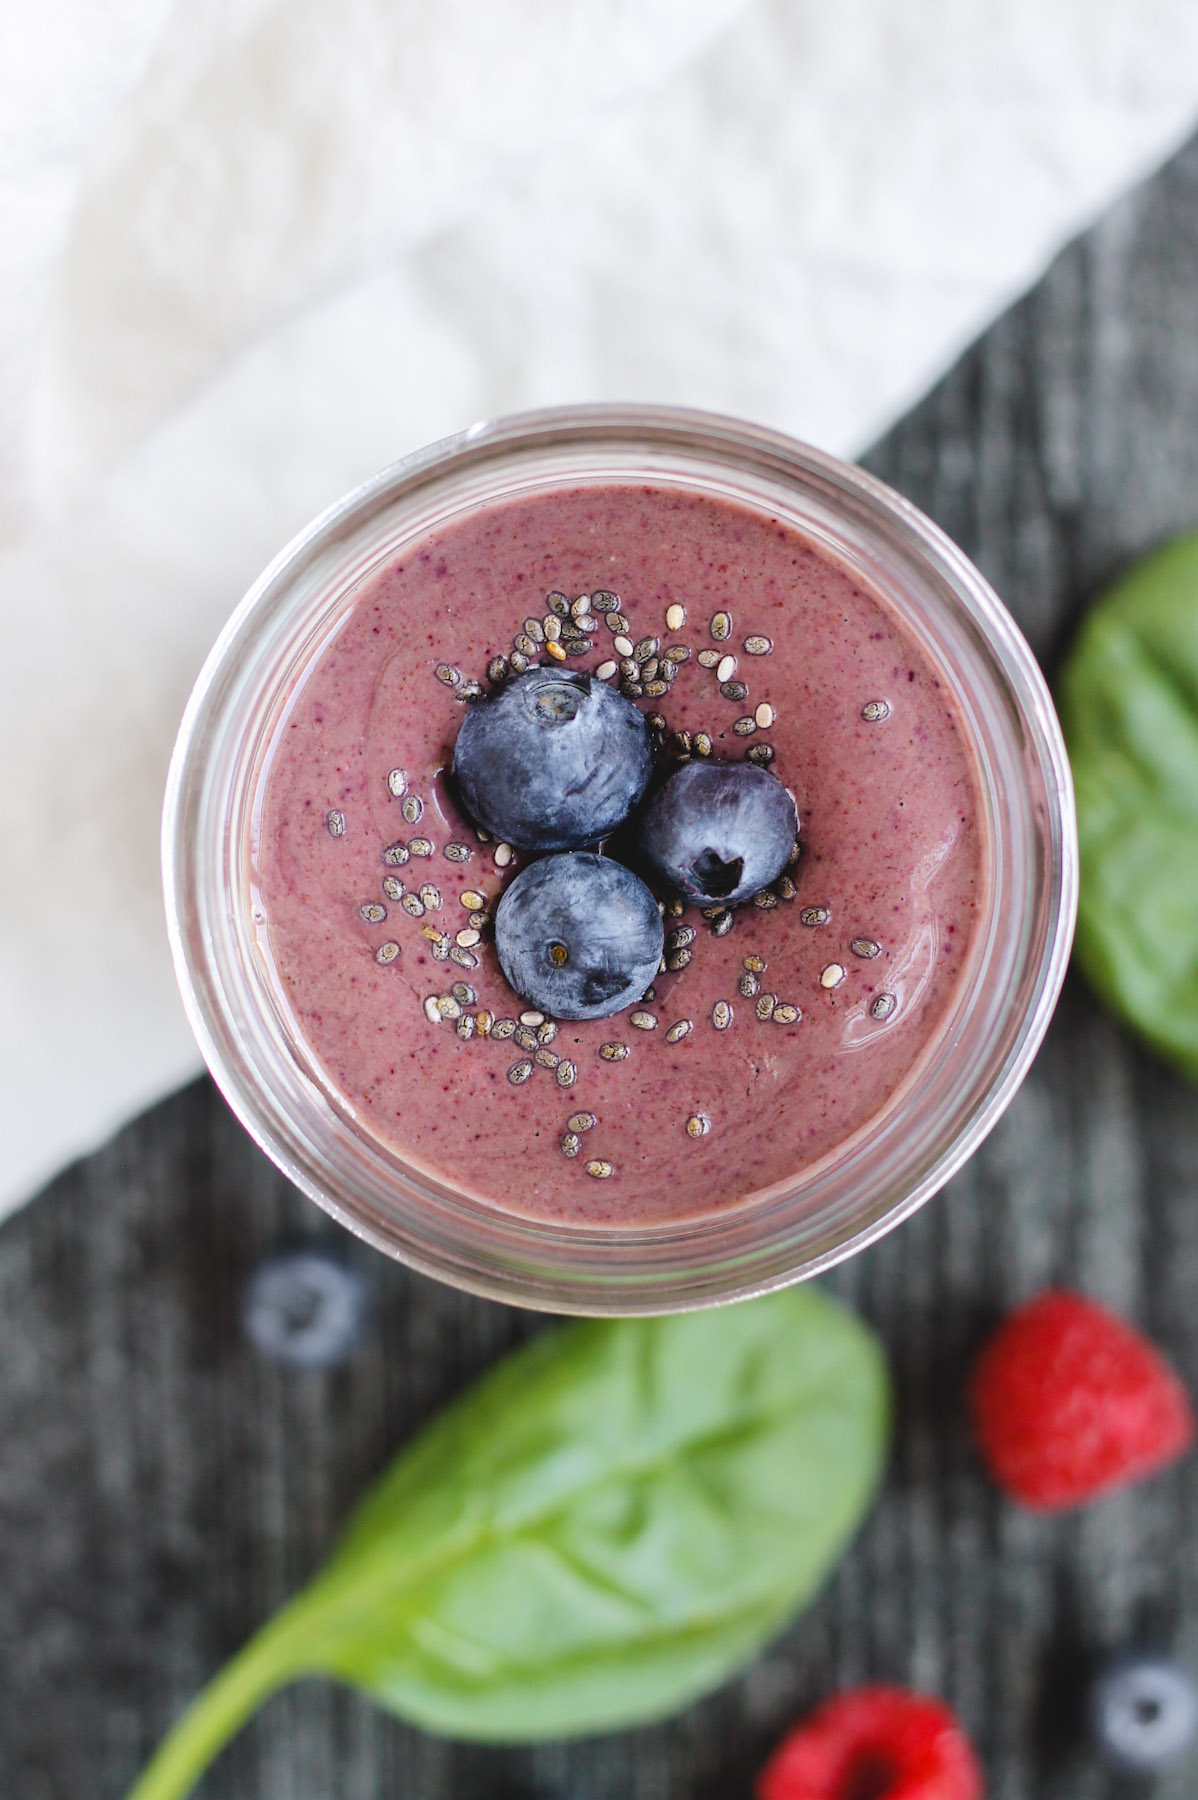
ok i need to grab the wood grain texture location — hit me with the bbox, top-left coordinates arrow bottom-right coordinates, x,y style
5,132 -> 1198,1800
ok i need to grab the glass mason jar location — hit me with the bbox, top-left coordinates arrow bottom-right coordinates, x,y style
163,405 -> 1077,1314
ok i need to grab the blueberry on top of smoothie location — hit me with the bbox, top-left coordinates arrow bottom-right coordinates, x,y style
635,760 -> 798,907
495,852 -> 664,1020
453,667 -> 652,850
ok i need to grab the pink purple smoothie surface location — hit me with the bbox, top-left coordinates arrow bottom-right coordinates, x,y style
254,484 -> 987,1226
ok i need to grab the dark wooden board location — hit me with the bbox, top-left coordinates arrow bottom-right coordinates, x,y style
5,131 -> 1198,1800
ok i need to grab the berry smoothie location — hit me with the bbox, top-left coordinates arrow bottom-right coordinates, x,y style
254,484 -> 986,1225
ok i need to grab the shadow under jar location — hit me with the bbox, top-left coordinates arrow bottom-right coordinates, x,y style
164,405 -> 1076,1314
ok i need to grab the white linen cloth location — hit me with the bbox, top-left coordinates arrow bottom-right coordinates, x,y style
2,0 -> 1198,1218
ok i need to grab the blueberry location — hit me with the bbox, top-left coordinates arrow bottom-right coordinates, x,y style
634,761 -> 798,906
1089,1651 -> 1198,1771
453,668 -> 651,850
243,1248 -> 371,1369
495,851 -> 664,1019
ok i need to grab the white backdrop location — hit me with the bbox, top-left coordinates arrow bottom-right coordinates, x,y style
3,0 -> 1198,1217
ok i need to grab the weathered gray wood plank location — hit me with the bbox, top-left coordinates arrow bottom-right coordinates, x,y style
4,130 -> 1198,1800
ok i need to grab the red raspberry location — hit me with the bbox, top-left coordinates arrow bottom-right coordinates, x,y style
969,1290 -> 1193,1510
756,1686 -> 983,1800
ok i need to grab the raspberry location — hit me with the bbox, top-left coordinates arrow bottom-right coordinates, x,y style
969,1290 -> 1193,1510
756,1686 -> 982,1800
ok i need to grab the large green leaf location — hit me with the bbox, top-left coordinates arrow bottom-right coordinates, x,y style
127,1287 -> 888,1799
1059,533 -> 1198,1079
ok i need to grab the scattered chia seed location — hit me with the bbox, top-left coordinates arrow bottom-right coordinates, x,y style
326,810 -> 346,837
666,950 -> 692,972
739,971 -> 760,998
514,634 -> 536,658
667,926 -> 697,951
743,954 -> 766,973
599,1042 -> 629,1061
862,699 -> 891,722
820,963 -> 846,989
460,888 -> 486,911
423,996 -> 441,1024
595,660 -> 618,680
567,1111 -> 596,1133
665,603 -> 686,630
772,1003 -> 800,1025
634,636 -> 659,663
774,875 -> 797,901
561,1132 -> 581,1159
685,1115 -> 710,1138
458,680 -> 484,700
744,635 -> 772,655
851,937 -> 881,958
510,650 -> 530,674
755,702 -> 775,729
716,653 -> 737,683
665,1020 -> 693,1043
800,906 -> 831,927
455,927 -> 481,948
721,680 -> 749,702
457,1014 -> 476,1040
514,1025 -> 538,1052
693,732 -> 713,756
755,993 -> 776,1021
630,1011 -> 658,1031
710,611 -> 732,641
491,1018 -> 516,1039
449,946 -> 479,969
535,1048 -> 561,1070
523,617 -> 545,643
734,717 -> 758,736
443,843 -> 472,863
585,1159 -> 614,1179
410,838 -> 434,857
712,910 -> 735,937
451,982 -> 476,1004
436,995 -> 461,1020
383,842 -> 410,865
571,592 -> 591,618
696,648 -> 721,669
711,1000 -> 733,1030
374,942 -> 399,965
746,743 -> 775,765
418,883 -> 441,910
494,843 -> 514,867
612,634 -> 634,657
672,730 -> 693,756
537,1020 -> 558,1044
644,680 -> 668,698
386,769 -> 408,798
359,902 -> 386,923
382,876 -> 405,900
605,613 -> 630,635
520,1010 -> 545,1026
435,664 -> 461,687
401,894 -> 425,918
592,591 -> 621,613
543,615 -> 562,642
871,992 -> 898,1021
475,1010 -> 493,1037
555,1060 -> 577,1088
752,889 -> 778,908
547,591 -> 572,617
487,656 -> 510,684
508,1060 -> 534,1085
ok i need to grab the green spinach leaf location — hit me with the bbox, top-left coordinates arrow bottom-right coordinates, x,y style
1060,533 -> 1198,1079
126,1286 -> 888,1799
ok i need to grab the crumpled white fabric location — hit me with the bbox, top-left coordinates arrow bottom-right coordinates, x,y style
2,0 -> 1197,1218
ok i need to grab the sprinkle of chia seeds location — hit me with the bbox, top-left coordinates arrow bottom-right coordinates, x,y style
555,1060 -> 578,1088
382,876 -> 405,900
739,971 -> 760,998
457,1014 -> 476,1039
753,889 -> 778,908
571,592 -> 592,618
605,612 -> 630,635
418,883 -> 441,910
458,680 -> 484,701
612,634 -> 634,658
666,949 -> 692,972
619,658 -> 638,681
386,769 -> 408,798
510,650 -> 530,674
326,810 -> 346,837
734,717 -> 758,736
596,661 -> 618,681
711,1000 -> 733,1030
487,656 -> 510,684
658,660 -> 678,684
820,963 -> 846,989
746,743 -> 775,765
449,946 -> 479,969
755,702 -> 775,729
514,1025 -> 538,1052
423,996 -> 441,1024
455,927 -> 481,948
561,1132 -> 581,1159
744,635 -> 773,655
772,1003 -> 800,1025
508,1060 -> 534,1085
494,843 -> 514,867
491,1018 -> 516,1039
693,732 -> 713,757
441,844 -> 470,867
519,1010 -> 545,1026
535,1048 -> 560,1070
431,939 -> 450,961
665,603 -> 686,630
667,897 -> 686,917
665,1019 -> 693,1043
851,937 -> 882,959
685,1115 -> 710,1138
359,902 -> 386,923
621,681 -> 644,700
721,680 -> 749,702
663,643 -> 691,664
475,1010 -> 493,1037
774,875 -> 797,901
600,1042 -> 629,1061
871,992 -> 897,1020
640,657 -> 659,681
743,954 -> 766,973
644,680 -> 668,698
436,995 -> 461,1020
451,982 -> 476,1005
633,636 -> 659,663
696,648 -> 721,668
523,617 -> 545,644
469,910 -> 490,929
567,1111 -> 596,1133
630,1011 -> 658,1031
543,615 -> 562,642
537,1020 -> 558,1044
460,889 -> 486,911
374,942 -> 399,965
667,926 -> 697,951
547,591 -> 571,617
716,653 -> 737,683
712,909 -> 735,937
401,894 -> 425,917
646,712 -> 668,734
755,993 -> 776,1021
710,611 -> 732,641
435,664 -> 461,687
788,838 -> 801,865
862,699 -> 891,722
410,838 -> 434,857
545,640 -> 567,662
800,906 -> 831,927
585,1159 -> 614,1178
514,634 -> 537,658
